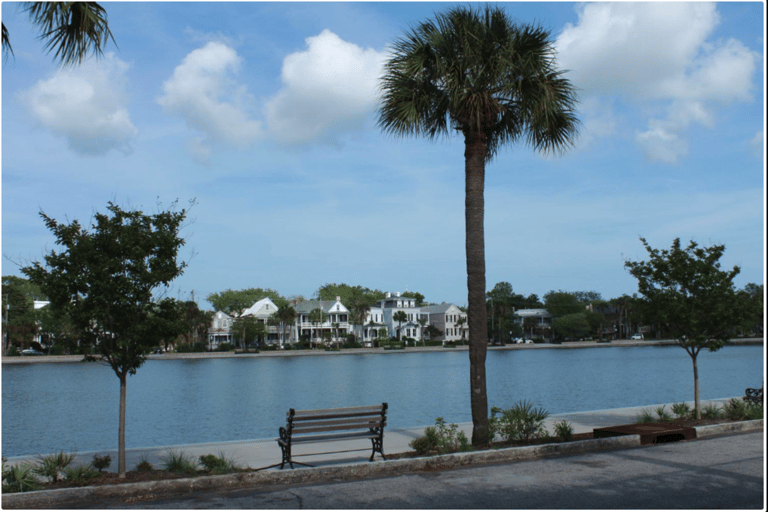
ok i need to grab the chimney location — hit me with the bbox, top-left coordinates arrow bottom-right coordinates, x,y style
336,296 -> 341,302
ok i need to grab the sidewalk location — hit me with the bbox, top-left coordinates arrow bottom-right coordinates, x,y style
3,398 -> 735,472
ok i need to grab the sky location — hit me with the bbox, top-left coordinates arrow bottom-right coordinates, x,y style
1,1 -> 765,310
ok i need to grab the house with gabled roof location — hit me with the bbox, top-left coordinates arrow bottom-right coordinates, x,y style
420,303 -> 468,344
208,311 -> 234,350
292,297 -> 350,346
376,292 -> 423,344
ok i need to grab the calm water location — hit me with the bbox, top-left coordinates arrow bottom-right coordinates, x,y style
2,345 -> 763,457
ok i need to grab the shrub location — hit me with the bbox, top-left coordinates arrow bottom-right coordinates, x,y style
33,451 -> 75,483
198,453 -> 239,474
636,409 -> 655,423
553,420 -> 574,442
92,454 -> 112,473
671,402 -> 692,420
217,342 -> 233,352
723,398 -> 749,420
409,435 -> 434,455
3,460 -> 40,493
489,400 -> 550,442
655,406 -> 673,422
745,402 -> 763,420
702,403 -> 723,419
176,342 -> 207,353
64,465 -> 100,486
7,346 -> 20,356
134,456 -> 154,473
160,450 -> 197,474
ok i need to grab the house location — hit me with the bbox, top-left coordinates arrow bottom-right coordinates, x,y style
208,311 -> 234,350
420,303 -> 468,344
359,306 -> 385,347
513,309 -> 553,340
240,297 -> 280,344
293,297 -> 350,346
377,292 -> 423,344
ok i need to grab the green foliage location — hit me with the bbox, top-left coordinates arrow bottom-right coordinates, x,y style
3,460 -> 40,493
430,418 -> 471,454
671,402 -> 692,419
2,277 -> 39,350
655,406 -> 673,422
6,346 -> 20,356
543,291 -> 586,317
176,342 -> 207,353
198,453 -> 239,474
489,401 -> 550,442
33,451 -> 75,483
553,420 -> 574,442
231,315 -> 265,350
701,403 -> 723,419
722,398 -> 759,420
63,464 -> 100,486
635,409 -> 656,423
134,457 -> 154,473
217,342 -> 233,352
92,454 -> 111,473
206,288 -> 286,315
409,435 -> 434,455
745,402 -> 764,420
553,313 -> 591,340
160,450 -> 197,474
316,283 -> 386,307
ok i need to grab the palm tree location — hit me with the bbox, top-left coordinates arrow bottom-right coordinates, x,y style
309,307 -> 325,349
417,316 -> 428,347
378,4 -> 579,445
3,2 -> 117,66
393,310 -> 408,342
352,301 -> 371,345
276,304 -> 296,349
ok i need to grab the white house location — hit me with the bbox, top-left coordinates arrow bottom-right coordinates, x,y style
377,292 -> 424,344
240,297 -> 280,343
293,297 -> 350,346
513,309 -> 553,340
208,311 -> 234,350
420,303 -> 468,344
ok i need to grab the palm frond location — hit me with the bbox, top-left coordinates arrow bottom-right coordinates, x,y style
23,1 -> 116,67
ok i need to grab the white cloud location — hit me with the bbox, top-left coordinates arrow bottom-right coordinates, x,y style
556,3 -> 758,164
750,131 -> 764,160
21,54 -> 137,156
158,41 -> 263,156
265,29 -> 387,145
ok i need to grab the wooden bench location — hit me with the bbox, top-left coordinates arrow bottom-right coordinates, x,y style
276,403 -> 388,469
743,387 -> 763,406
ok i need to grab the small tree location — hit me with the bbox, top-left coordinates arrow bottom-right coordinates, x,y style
393,311 -> 408,342
309,307 -> 325,349
21,201 -> 190,477
231,315 -> 261,351
625,238 -> 750,419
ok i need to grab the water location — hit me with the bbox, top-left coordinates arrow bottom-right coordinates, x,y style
2,345 -> 763,457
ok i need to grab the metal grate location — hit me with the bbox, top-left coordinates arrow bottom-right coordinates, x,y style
594,422 -> 697,445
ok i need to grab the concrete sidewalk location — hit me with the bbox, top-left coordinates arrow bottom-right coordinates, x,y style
3,398 -> 736,472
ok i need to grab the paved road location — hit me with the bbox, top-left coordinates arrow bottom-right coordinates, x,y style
87,431 -> 764,509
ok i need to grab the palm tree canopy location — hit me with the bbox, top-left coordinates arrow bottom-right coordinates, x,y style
3,2 -> 116,67
378,4 -> 579,162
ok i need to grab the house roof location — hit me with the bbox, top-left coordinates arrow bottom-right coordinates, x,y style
420,303 -> 461,314
241,297 -> 278,317
514,309 -> 552,318
294,299 -> 348,315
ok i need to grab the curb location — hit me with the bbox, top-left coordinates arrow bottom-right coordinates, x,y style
3,421 -> 763,509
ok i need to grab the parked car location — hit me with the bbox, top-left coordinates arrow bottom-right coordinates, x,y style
21,348 -> 43,356
524,339 -> 533,344
630,333 -> 644,340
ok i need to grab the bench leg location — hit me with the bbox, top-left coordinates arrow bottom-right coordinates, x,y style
370,434 -> 386,462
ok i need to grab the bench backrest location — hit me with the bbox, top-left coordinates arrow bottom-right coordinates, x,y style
286,403 -> 387,435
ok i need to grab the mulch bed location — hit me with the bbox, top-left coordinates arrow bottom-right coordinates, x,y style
18,417 -> 751,492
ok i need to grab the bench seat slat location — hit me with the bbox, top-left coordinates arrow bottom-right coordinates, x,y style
292,422 -> 383,435
291,411 -> 384,422
291,416 -> 382,428
279,431 -> 378,446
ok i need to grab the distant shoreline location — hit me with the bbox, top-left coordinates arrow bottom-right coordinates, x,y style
2,338 -> 763,365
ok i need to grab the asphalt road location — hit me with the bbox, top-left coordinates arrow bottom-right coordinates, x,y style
87,431 -> 764,509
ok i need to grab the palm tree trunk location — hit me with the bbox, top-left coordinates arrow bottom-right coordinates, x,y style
464,134 -> 489,446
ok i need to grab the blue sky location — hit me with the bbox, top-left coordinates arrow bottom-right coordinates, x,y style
1,2 -> 765,310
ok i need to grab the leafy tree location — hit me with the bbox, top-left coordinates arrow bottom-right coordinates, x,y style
393,310 -> 408,341
1,278 -> 38,352
205,288 -> 286,316
553,312 -> 590,340
21,201 -> 190,477
350,301 -> 371,344
738,283 -> 764,336
3,2 -> 116,66
625,238 -> 751,419
316,283 -> 386,306
178,301 -> 213,348
378,4 -> 579,445
231,315 -> 262,351
543,291 -> 585,318
401,291 -> 425,306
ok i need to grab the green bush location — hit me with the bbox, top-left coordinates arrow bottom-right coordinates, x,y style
701,403 -> 723,419
7,346 -> 20,356
745,402 -> 764,420
64,465 -> 100,486
414,418 -> 470,455
655,405 -> 673,422
489,400 -> 550,442
198,453 -> 239,474
33,451 -> 75,483
160,450 -> 197,474
723,398 -> 749,420
176,342 -> 207,353
671,402 -> 692,419
3,460 -> 40,493
92,454 -> 111,473
409,435 -> 434,455
635,409 -> 655,423
134,456 -> 154,473
217,342 -> 233,352
553,420 -> 574,442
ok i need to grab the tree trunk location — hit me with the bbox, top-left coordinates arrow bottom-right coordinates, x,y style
464,134 -> 489,446
118,372 -> 127,478
691,353 -> 701,420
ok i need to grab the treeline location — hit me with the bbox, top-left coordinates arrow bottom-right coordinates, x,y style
485,280 -> 764,344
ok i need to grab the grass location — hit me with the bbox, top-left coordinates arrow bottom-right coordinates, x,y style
160,450 -> 198,475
